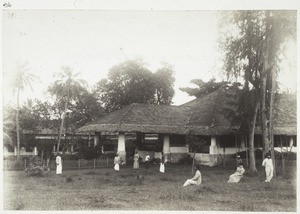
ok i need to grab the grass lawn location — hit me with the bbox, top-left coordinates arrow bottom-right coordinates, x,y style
3,162 -> 296,211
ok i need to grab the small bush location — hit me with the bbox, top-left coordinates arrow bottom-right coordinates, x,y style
66,176 -> 74,183
178,154 -> 193,165
150,158 -> 160,165
25,160 -> 50,177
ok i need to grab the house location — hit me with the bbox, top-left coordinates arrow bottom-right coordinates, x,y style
77,87 -> 296,166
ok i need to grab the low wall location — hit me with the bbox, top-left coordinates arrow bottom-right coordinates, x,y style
216,147 -> 246,154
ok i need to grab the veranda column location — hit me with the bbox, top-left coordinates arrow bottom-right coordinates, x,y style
209,136 -> 218,154
117,132 -> 126,163
289,136 -> 294,150
33,147 -> 38,155
163,135 -> 170,162
94,132 -> 99,146
240,137 -> 246,149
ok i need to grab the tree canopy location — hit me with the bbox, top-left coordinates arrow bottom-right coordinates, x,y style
94,60 -> 175,112
180,78 -> 229,98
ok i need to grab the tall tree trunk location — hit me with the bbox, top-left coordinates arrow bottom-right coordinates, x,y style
260,75 -> 269,159
261,11 -> 272,159
16,88 -> 21,160
245,136 -> 249,168
57,101 -> 67,153
248,99 -> 259,174
57,87 -> 70,153
268,68 -> 276,175
280,136 -> 285,177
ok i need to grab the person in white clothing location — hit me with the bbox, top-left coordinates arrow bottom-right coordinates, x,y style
159,152 -> 165,173
114,153 -> 121,171
145,153 -> 150,169
183,165 -> 202,187
228,163 -> 245,183
56,153 -> 62,175
262,153 -> 273,182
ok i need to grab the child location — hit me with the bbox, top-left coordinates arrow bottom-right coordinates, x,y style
262,153 -> 273,182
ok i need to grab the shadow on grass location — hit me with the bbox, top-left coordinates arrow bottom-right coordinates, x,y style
159,175 -> 177,182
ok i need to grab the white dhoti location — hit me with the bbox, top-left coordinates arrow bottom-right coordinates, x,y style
265,167 -> 273,182
183,179 -> 198,186
159,163 -> 165,173
228,173 -> 243,183
114,163 -> 120,171
56,156 -> 62,175
56,164 -> 62,175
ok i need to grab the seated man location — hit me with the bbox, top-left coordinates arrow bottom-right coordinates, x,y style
228,163 -> 245,183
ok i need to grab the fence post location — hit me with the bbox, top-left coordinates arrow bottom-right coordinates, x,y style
94,158 -> 96,169
78,159 -> 81,170
24,159 -> 27,169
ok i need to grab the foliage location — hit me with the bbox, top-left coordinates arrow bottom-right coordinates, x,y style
48,66 -> 88,152
36,141 -> 55,161
152,63 -> 175,105
10,61 -> 38,158
3,105 -> 16,147
180,78 -> 229,98
75,144 -> 103,160
48,66 -> 87,101
3,103 -> 41,149
25,157 -> 50,177
178,154 -> 193,165
65,89 -> 106,132
93,59 -> 175,112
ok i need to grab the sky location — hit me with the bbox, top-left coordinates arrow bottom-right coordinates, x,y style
2,9 -> 297,107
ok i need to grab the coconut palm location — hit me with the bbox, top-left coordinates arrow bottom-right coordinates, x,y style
11,61 -> 38,159
48,66 -> 87,153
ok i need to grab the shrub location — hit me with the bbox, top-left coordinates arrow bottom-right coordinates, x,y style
150,158 -> 160,165
25,159 -> 50,177
178,154 -> 193,165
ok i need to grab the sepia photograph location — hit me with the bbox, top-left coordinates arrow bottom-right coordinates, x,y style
2,1 -> 297,212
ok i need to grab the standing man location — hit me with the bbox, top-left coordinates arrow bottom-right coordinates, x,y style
56,153 -> 62,175
262,153 -> 273,182
145,153 -> 150,170
159,152 -> 165,173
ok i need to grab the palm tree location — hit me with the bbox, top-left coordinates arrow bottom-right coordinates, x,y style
11,61 -> 37,159
48,66 -> 86,153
